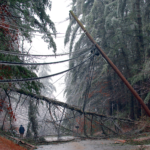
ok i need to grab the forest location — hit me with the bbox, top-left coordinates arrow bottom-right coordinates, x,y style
64,0 -> 150,136
0,0 -> 150,146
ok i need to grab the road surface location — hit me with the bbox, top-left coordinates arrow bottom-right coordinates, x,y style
37,139 -> 138,150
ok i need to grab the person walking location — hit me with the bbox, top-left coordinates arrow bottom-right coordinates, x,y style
19,125 -> 25,138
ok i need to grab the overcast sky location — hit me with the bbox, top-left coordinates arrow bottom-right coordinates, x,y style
29,0 -> 71,102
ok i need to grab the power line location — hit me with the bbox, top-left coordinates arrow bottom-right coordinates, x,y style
0,22 -> 82,39
52,74 -> 66,85
45,113 -> 81,124
0,55 -> 93,83
0,47 -> 91,57
0,22 -> 68,38
0,23 -> 79,38
52,55 -> 88,100
0,19 -> 68,32
0,51 -> 89,66
55,88 -> 65,98
16,111 -> 80,124
0,23 -> 56,35
54,17 -> 69,24
61,56 -> 87,100
0,22 -> 66,36
83,55 -> 95,112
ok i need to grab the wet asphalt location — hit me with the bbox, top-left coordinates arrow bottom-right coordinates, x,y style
36,139 -> 137,150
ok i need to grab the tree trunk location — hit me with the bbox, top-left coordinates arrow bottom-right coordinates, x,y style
135,0 -> 144,54
90,115 -> 93,136
130,94 -> 135,120
107,74 -> 113,116
136,101 -> 141,118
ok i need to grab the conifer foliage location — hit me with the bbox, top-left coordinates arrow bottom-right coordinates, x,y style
65,0 -> 150,120
0,0 -> 56,134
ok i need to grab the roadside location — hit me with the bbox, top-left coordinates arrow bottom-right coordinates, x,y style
36,132 -> 150,150
36,139 -> 138,150
1,133 -> 150,150
0,136 -> 27,150
1,128 -> 150,150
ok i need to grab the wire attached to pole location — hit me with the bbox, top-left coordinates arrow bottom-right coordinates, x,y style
0,51 -> 90,66
0,47 -> 91,57
0,55 -> 93,83
82,55 -> 95,112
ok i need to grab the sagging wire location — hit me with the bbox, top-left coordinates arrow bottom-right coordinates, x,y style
0,47 -> 91,57
45,113 -> 81,124
44,53 -> 95,124
54,52 -> 96,125
0,22 -> 66,38
0,20 -> 60,33
64,67 -> 87,100
0,55 -> 93,83
0,23 -> 55,34
48,103 -> 59,132
52,74 -> 65,85
57,107 -> 65,138
0,22 -> 78,39
54,51 -> 89,99
39,108 -> 49,135
15,112 -> 81,123
52,56 -> 89,125
0,22 -> 68,38
82,49 -> 97,112
54,17 -> 69,24
52,57 -> 86,98
55,88 -> 65,98
0,23 -> 69,38
0,20 -> 68,34
0,50 -> 90,66
44,101 -> 81,127
0,22 -> 84,41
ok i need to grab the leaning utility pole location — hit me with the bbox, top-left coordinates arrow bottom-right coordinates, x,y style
69,10 -> 150,117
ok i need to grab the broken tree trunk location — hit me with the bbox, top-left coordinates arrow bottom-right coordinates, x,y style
11,88 -> 133,122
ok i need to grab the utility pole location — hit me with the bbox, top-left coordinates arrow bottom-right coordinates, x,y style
69,10 -> 150,117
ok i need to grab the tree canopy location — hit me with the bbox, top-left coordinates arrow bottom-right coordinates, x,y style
65,0 -> 150,120
0,0 -> 56,134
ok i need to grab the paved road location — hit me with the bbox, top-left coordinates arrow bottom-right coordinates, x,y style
36,139 -> 138,150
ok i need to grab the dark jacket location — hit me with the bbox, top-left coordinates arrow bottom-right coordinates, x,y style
19,126 -> 25,134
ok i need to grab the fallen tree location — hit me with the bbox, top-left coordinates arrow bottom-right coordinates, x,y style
5,135 -> 37,149
11,88 -> 133,122
8,88 -> 136,138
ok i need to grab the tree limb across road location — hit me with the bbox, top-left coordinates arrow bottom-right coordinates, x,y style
12,88 -> 134,122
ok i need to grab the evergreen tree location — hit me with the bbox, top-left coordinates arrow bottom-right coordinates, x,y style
0,0 -> 56,131
27,99 -> 39,139
0,0 -> 56,93
65,0 -> 150,120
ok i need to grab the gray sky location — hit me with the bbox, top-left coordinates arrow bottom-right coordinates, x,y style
30,0 -> 71,102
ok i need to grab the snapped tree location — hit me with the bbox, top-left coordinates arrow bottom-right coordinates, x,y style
0,0 -> 56,136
